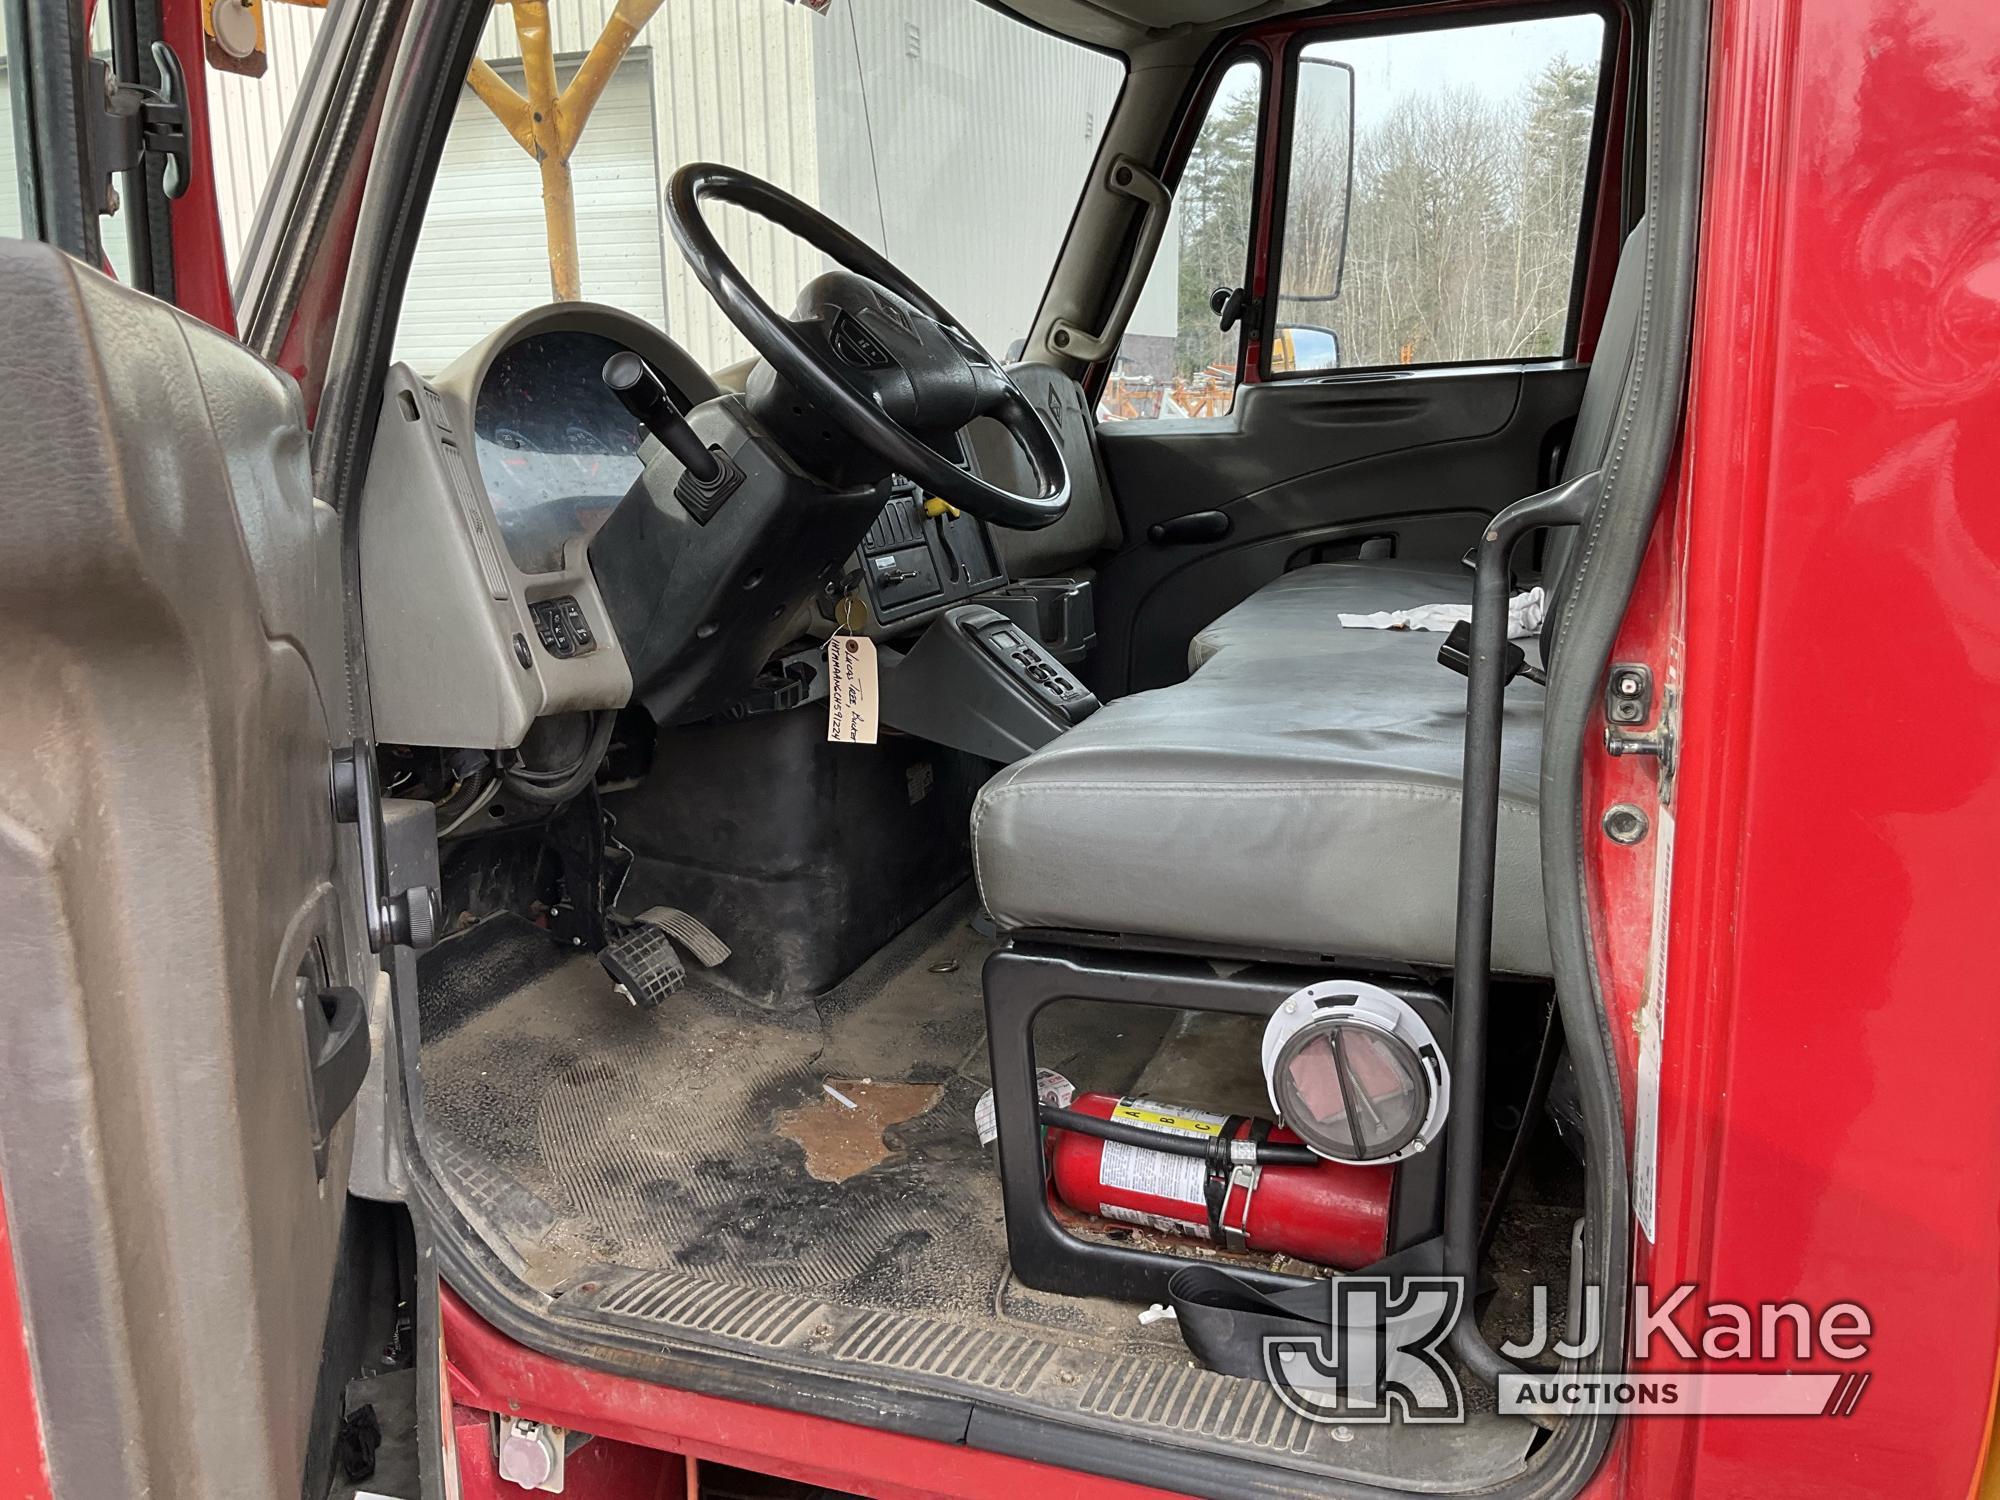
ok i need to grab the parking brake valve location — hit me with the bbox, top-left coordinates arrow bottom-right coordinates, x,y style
601,352 -> 744,522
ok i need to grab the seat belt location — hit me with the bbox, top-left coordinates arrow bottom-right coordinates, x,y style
1167,1237 -> 1446,1378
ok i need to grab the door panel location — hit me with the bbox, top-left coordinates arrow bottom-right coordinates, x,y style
1091,362 -> 1588,691
0,242 -> 363,1497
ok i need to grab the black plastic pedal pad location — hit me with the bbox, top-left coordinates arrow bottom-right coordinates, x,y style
630,905 -> 730,968
600,924 -> 687,1008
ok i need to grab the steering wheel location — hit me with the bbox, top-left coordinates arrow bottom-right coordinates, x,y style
665,162 -> 1071,530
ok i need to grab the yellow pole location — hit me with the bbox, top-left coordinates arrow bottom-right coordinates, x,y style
557,0 -> 665,153
460,0 -> 668,303
511,1 -> 579,301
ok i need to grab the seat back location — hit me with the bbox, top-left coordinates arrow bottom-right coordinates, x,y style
1541,219 -> 1648,667
965,363 -> 1123,576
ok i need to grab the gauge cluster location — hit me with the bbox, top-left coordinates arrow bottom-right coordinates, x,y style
472,330 -> 649,576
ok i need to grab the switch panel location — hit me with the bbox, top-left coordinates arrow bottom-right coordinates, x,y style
530,595 -> 598,659
972,619 -> 1096,725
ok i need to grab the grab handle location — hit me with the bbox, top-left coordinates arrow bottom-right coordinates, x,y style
1047,156 -> 1171,363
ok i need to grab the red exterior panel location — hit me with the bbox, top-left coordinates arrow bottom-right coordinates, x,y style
1610,0 -> 2000,1493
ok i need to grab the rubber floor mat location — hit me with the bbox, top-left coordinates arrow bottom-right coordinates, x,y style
417,894 -> 1176,1320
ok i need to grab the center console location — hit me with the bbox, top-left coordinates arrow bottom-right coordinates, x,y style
880,604 -> 1100,763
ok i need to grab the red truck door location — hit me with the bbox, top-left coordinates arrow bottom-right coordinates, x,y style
0,4 -> 380,1495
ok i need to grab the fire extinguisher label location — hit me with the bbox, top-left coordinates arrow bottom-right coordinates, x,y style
1101,1202 -> 1210,1240
1099,1139 -> 1208,1209
1110,1097 -> 1227,1139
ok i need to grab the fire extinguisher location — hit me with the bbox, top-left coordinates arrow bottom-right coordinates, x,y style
1044,1092 -> 1394,1270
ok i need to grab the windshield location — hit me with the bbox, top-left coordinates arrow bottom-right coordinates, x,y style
395,0 -> 1125,375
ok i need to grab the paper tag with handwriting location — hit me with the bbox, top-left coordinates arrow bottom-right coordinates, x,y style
826,634 -> 878,745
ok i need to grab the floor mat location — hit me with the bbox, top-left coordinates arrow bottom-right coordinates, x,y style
418,895 -> 1175,1327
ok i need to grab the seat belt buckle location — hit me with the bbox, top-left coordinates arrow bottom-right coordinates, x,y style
1437,621 -> 1544,687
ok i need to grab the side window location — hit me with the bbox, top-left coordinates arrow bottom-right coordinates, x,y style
1102,58 -> 1262,422
1272,12 -> 1606,374
204,3 -> 334,277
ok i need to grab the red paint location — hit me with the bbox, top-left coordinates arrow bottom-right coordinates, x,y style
0,1194 -> 52,1500
12,0 -> 2000,1492
158,0 -> 237,335
441,1286 -> 1188,1500
1609,0 -> 2000,1496
271,82 -> 393,419
1046,1091 -> 1393,1267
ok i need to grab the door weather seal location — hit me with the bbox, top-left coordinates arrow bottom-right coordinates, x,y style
1507,0 -> 1713,1489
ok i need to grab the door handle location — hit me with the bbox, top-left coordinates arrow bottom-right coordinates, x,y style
300,981 -> 370,1177
1148,511 -> 1233,546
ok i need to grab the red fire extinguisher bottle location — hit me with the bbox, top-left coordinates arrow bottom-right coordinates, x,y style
1045,1092 -> 1394,1269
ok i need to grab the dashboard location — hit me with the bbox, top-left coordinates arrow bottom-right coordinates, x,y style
358,303 -> 1016,750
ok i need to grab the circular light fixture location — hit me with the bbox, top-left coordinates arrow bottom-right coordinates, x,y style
1260,981 -> 1451,1165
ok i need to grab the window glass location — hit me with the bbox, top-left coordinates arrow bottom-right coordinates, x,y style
205,2 -> 332,275
1102,59 -> 1261,422
1274,13 -> 1605,371
395,0 -> 1125,376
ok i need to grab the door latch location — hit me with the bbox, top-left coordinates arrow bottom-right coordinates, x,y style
87,42 -> 192,213
331,742 -> 441,952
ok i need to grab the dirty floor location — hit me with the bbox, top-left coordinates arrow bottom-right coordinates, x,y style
416,893 -> 1187,1346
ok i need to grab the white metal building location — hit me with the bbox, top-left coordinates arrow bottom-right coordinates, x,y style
198,0 -> 1177,376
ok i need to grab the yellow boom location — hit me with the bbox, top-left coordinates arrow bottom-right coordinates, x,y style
465,0 -> 666,301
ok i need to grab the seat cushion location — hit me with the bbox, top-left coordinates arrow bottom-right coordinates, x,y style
973,571 -> 1550,975
1187,559 -> 1474,671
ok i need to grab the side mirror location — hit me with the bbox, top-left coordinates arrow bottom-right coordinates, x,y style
1272,324 -> 1340,374
1275,54 -> 1356,312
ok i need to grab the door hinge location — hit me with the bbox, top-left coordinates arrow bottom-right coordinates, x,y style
1603,661 -> 1677,796
331,741 -> 441,953
87,42 -> 192,214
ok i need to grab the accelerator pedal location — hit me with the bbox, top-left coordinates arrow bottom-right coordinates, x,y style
629,906 -> 731,968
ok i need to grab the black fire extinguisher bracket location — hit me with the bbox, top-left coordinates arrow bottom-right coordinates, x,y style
982,939 -> 1450,1307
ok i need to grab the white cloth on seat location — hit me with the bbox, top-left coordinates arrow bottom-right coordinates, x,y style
1338,585 -> 1546,640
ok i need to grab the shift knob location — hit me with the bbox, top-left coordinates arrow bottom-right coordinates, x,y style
602,350 -> 721,484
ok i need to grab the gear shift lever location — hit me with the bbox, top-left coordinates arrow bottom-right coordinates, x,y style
602,351 -> 721,483
602,351 -> 742,522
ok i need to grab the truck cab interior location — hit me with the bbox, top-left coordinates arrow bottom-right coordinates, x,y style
0,0 -> 1707,1492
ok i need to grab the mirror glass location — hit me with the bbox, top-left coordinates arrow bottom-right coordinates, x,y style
1274,54 -> 1356,306
1273,323 -> 1340,373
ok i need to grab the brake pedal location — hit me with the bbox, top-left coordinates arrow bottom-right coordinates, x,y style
629,906 -> 731,968
599,923 -> 687,1009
